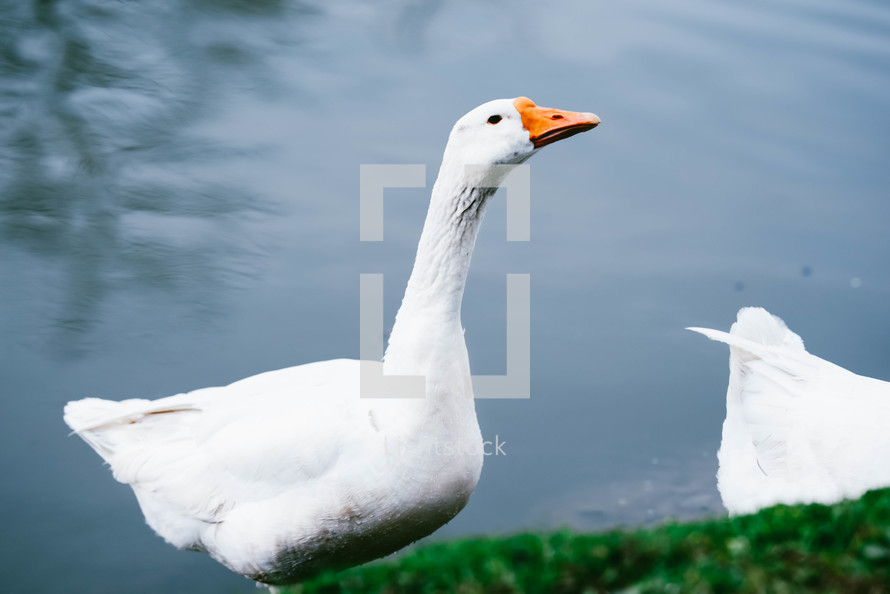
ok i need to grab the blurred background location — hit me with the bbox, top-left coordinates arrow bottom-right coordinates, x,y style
1,0 -> 888,591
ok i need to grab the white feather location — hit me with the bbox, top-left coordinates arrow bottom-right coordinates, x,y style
690,307 -> 890,515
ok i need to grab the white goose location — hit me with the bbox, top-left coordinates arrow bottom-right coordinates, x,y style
64,97 -> 600,585
690,307 -> 890,515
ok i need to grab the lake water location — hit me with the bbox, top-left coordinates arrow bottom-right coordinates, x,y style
2,0 -> 889,592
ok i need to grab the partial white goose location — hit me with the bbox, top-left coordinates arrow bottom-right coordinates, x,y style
64,97 -> 600,585
690,307 -> 890,515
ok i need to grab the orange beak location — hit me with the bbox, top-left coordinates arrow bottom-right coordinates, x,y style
514,97 -> 600,149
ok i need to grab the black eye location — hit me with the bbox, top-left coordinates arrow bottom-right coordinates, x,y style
487,115 -> 502,125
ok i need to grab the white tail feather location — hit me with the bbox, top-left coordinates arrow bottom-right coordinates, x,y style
688,308 -> 817,383
64,397 -> 197,460
688,307 -> 805,359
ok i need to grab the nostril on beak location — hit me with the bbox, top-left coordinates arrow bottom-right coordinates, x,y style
551,114 -> 564,120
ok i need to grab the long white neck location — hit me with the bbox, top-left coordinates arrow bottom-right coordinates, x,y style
383,160 -> 496,379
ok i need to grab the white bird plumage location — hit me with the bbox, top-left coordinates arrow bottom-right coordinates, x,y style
690,307 -> 890,515
64,97 -> 599,585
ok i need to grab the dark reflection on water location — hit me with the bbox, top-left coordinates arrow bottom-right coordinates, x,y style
0,0 -> 314,355
1,0 -> 889,592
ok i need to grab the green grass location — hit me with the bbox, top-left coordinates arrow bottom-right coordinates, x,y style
283,488 -> 890,593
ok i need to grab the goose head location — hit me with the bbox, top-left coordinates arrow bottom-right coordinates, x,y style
441,96 -> 600,170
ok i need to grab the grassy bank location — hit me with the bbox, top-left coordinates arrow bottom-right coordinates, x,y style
284,488 -> 890,593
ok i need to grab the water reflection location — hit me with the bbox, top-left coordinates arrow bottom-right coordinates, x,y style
532,451 -> 724,532
0,0 -> 315,356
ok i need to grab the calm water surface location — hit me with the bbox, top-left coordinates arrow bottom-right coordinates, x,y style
2,0 -> 889,592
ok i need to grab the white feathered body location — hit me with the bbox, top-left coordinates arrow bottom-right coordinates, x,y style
62,97 -> 600,585
692,307 -> 890,515
64,357 -> 482,584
